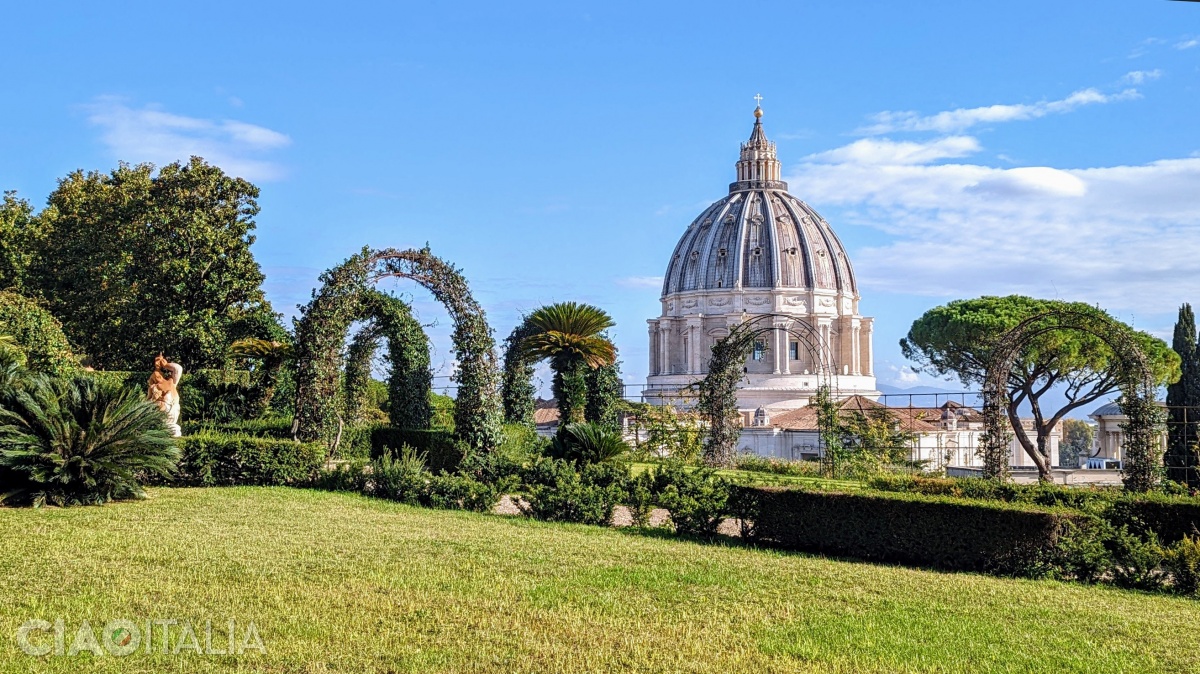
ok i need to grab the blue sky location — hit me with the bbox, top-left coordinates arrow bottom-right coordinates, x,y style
3,1 -> 1200,397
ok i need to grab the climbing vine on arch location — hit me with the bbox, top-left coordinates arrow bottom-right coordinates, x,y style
981,310 -> 1165,491
294,246 -> 503,451
342,289 -> 433,428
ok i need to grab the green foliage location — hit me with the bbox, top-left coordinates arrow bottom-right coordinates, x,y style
1105,526 -> 1168,591
430,391 -> 455,430
697,322 -> 758,467
229,337 -> 293,418
1060,418 -> 1094,468
184,415 -> 293,439
1163,535 -> 1200,596
548,422 -> 630,465
501,320 -> 538,427
0,191 -> 40,292
368,427 -> 463,473
1166,303 -> 1200,487
28,158 -> 270,370
294,247 -> 499,452
0,374 -> 178,506
625,472 -> 655,527
172,433 -> 326,486
735,454 -> 823,478
308,459 -> 370,493
421,474 -> 499,512
521,456 -> 621,525
625,402 -> 704,463
584,354 -> 624,430
901,296 -> 1179,481
520,302 -> 616,426
745,486 -> 1078,574
652,462 -> 732,538
0,291 -> 77,377
369,446 -> 428,505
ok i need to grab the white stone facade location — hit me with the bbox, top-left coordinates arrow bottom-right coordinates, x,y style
646,106 -> 877,413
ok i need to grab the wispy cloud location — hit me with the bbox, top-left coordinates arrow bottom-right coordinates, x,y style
1122,69 -> 1162,85
787,137 -> 1200,314
617,276 -> 664,290
806,136 -> 981,166
1177,38 -> 1199,51
85,97 -> 291,181
857,88 -> 1140,135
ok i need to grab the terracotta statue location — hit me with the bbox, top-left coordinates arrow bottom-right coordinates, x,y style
147,354 -> 184,437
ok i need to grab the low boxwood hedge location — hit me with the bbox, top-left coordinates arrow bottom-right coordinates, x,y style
369,427 -> 463,473
169,433 -> 326,487
743,486 -> 1081,574
1111,493 -> 1200,544
183,417 -> 293,439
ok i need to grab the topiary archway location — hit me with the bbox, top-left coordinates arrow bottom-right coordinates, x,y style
342,290 -> 432,428
696,314 -> 834,467
501,319 -> 539,428
293,246 -> 503,451
981,310 -> 1162,491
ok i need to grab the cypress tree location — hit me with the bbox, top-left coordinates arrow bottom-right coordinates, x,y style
1166,303 -> 1200,486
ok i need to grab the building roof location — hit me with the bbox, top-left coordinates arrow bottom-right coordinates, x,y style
767,395 -> 941,433
661,107 -> 856,297
534,399 -> 560,426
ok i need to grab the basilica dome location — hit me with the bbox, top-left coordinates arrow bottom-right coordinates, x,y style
662,109 -> 856,296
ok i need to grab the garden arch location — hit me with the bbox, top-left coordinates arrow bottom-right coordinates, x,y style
697,314 -> 834,467
293,246 -> 503,451
980,310 -> 1161,490
342,290 -> 432,429
500,319 -> 539,428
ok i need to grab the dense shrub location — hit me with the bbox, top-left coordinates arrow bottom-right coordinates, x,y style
745,486 -> 1080,574
1164,536 -> 1200,596
370,427 -> 464,473
547,422 -> 629,465
521,457 -> 620,525
1105,526 -> 1168,591
184,416 -> 294,439
868,475 -> 1118,513
309,459 -> 370,493
735,454 -> 822,478
368,447 -> 428,504
652,462 -> 731,538
0,291 -> 77,377
421,474 -> 498,512
1109,493 -> 1200,544
173,433 -> 325,487
0,374 -> 177,506
625,472 -> 655,527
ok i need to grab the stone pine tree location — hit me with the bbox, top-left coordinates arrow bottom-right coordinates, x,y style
1166,303 -> 1200,486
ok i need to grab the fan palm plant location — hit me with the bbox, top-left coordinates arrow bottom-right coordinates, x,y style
549,422 -> 630,465
229,337 -> 294,417
520,302 -> 616,424
0,375 -> 179,506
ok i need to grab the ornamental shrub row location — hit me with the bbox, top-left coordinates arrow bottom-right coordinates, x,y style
168,433 -> 327,487
308,447 -> 498,513
742,486 -> 1080,574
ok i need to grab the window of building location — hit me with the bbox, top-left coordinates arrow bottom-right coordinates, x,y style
752,340 -> 766,361
789,341 -> 799,361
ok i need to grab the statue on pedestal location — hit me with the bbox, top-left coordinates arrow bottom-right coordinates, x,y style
147,354 -> 184,437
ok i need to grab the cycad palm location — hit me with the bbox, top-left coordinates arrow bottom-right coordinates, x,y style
520,302 -> 616,424
0,375 -> 178,506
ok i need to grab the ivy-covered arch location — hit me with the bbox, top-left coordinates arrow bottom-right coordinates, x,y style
696,314 -> 834,467
342,290 -> 432,428
981,310 -> 1162,491
293,246 -> 503,451
501,320 -> 539,428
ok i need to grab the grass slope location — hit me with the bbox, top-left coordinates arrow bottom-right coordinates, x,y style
1,487 -> 1198,673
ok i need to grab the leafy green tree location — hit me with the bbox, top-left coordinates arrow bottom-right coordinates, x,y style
229,337 -> 293,418
584,348 -> 624,431
0,192 -> 41,292
1166,303 -> 1200,487
520,302 -> 616,425
1060,418 -> 1095,468
901,296 -> 1179,481
27,158 -> 269,369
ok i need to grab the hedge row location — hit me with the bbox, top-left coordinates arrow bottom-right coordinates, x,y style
85,369 -> 251,393
742,486 -> 1080,574
1112,494 -> 1200,544
183,416 -> 293,439
167,433 -> 327,487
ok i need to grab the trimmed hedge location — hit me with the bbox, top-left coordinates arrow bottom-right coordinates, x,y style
183,417 -> 293,439
1112,494 -> 1200,544
369,427 -> 463,473
745,486 -> 1080,574
170,433 -> 326,487
85,369 -> 251,400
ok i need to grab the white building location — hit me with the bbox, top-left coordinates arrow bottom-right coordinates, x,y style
1084,401 -> 1167,469
645,104 -> 877,414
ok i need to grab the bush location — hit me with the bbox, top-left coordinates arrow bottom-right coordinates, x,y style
0,291 -> 77,377
1106,526 -> 1167,591
422,474 -> 498,512
652,462 -> 731,538
625,472 -> 655,527
309,460 -> 370,493
521,457 -> 619,525
184,416 -> 293,439
370,427 -> 463,473
369,446 -> 428,505
744,486 -> 1080,574
1053,519 -> 1115,584
174,433 -> 325,487
867,475 -> 1117,513
1110,493 -> 1200,545
1164,535 -> 1200,596
735,454 -> 822,478
0,373 -> 177,506
547,422 -> 629,465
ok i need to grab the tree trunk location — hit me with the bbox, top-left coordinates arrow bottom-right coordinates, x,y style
1007,404 -> 1051,482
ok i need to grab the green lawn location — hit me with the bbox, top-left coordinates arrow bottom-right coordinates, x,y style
2,488 -> 1199,673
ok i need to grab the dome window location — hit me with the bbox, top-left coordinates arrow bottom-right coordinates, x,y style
717,248 -> 727,257
752,247 -> 762,256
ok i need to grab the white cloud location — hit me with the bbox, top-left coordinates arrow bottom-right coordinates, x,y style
1122,69 -> 1162,84
617,276 -> 664,289
85,97 -> 291,181
806,136 -> 981,166
858,88 -> 1140,135
1177,38 -> 1199,50
787,140 -> 1200,315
